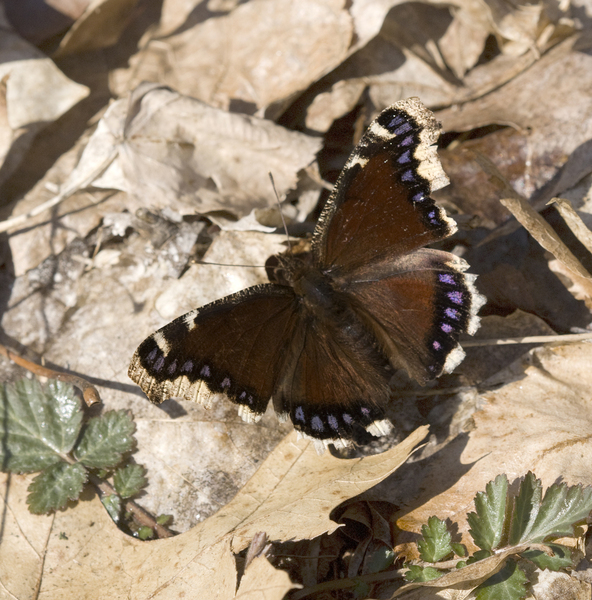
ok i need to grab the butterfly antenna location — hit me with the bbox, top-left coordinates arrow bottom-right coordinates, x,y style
268,172 -> 292,253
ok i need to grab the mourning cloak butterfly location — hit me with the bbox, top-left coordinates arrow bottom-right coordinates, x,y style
129,98 -> 485,449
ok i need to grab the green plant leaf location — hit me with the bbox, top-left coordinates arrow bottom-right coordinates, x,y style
138,526 -> 155,540
527,481 -> 592,542
418,516 -> 453,562
451,543 -> 467,557
364,545 -> 395,574
102,494 -> 122,522
405,565 -> 444,582
27,462 -> 87,514
113,464 -> 147,499
521,543 -> 574,571
74,410 -> 135,468
0,379 -> 82,473
467,549 -> 492,564
509,472 -> 542,544
468,474 -> 509,552
156,514 -> 173,526
474,559 -> 527,600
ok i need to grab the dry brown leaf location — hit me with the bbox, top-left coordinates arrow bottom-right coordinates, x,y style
133,0 -> 353,114
236,555 -> 299,600
0,473 -> 53,599
460,310 -> 556,385
532,570 -> 591,600
0,32 -> 89,131
53,0 -> 140,58
75,84 -> 321,216
392,341 -> 592,555
0,23 -> 89,188
14,427 -> 427,598
437,36 -> 592,199
437,1 -> 491,79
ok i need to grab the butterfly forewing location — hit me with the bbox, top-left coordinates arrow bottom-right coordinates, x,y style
313,98 -> 453,272
129,284 -> 299,420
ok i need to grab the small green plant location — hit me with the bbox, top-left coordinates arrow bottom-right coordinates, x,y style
0,378 -> 148,522
405,473 -> 592,599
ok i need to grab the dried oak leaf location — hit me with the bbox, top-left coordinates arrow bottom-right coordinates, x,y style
3,427 -> 427,599
391,341 -> 592,558
69,83 -> 322,216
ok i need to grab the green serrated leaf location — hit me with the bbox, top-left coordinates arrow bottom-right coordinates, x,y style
27,462 -> 87,514
527,482 -> 592,542
102,494 -> 122,522
418,516 -> 453,562
364,545 -> 395,574
468,474 -> 509,552
521,543 -> 574,571
156,514 -> 173,526
404,565 -> 444,582
467,549 -> 492,564
138,526 -> 155,540
509,472 -> 542,544
113,464 -> 147,499
474,559 -> 528,600
74,410 -> 135,468
452,543 -> 467,557
0,379 -> 83,473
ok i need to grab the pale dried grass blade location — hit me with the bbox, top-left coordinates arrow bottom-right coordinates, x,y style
549,197 -> 592,255
474,152 -> 592,297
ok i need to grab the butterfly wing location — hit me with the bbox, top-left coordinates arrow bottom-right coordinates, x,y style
313,98 -> 453,272
128,284 -> 299,421
272,307 -> 392,447
312,98 -> 484,382
334,249 -> 485,384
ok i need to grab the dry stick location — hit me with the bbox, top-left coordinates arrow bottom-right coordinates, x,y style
462,331 -> 592,346
0,343 -> 101,407
0,147 -> 118,234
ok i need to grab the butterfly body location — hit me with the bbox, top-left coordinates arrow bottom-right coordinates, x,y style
129,98 -> 485,449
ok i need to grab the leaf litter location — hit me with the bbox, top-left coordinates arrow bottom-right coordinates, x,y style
1,0 -> 592,598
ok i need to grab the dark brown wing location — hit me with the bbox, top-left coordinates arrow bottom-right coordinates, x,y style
272,305 -> 393,445
335,249 -> 485,384
313,98 -> 454,272
128,284 -> 299,421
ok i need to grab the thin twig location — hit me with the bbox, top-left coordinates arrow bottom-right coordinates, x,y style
0,343 -> 101,407
0,148 -> 118,234
462,332 -> 592,346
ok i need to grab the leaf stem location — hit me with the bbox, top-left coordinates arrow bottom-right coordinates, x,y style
88,473 -> 174,539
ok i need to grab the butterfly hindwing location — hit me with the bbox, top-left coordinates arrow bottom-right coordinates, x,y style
335,249 -> 485,384
272,305 -> 392,443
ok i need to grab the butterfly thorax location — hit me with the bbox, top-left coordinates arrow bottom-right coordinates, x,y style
271,250 -> 352,325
